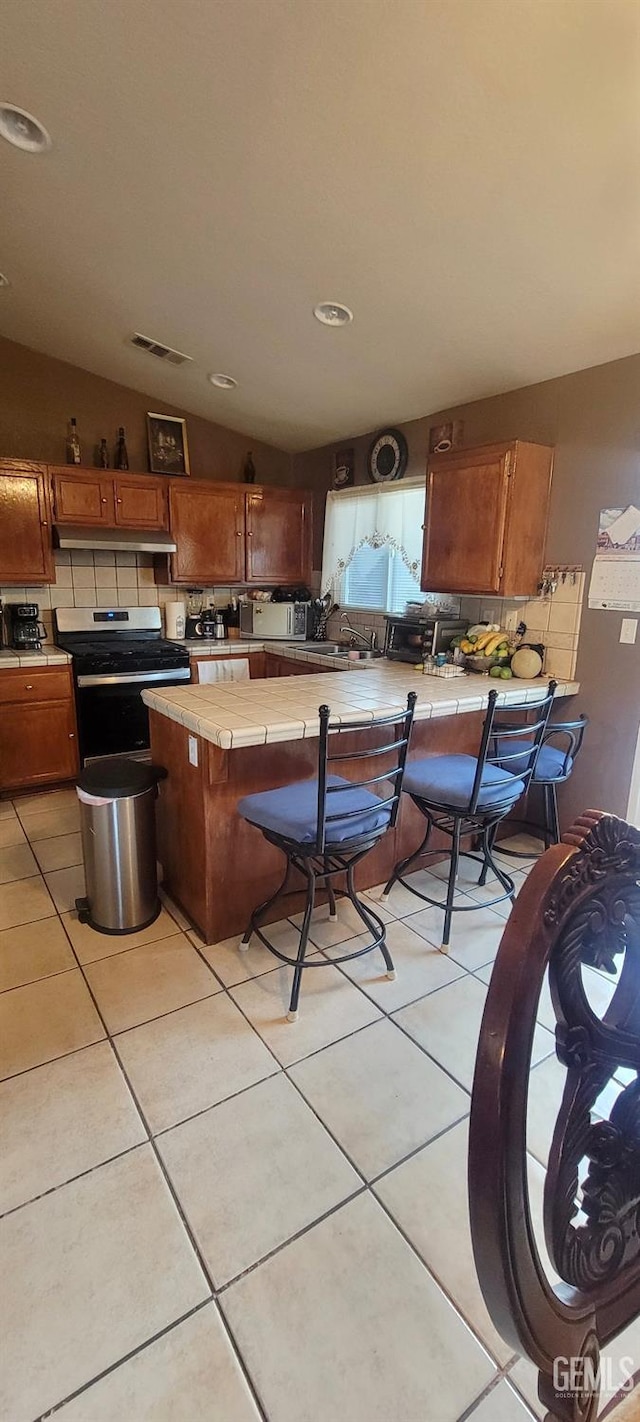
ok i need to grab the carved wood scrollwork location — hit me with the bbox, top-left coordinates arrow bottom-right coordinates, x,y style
469,811 -> 640,1422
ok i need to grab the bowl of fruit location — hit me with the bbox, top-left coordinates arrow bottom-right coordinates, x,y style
451,626 -> 515,679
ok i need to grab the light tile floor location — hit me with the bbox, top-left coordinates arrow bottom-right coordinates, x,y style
0,799 -> 635,1420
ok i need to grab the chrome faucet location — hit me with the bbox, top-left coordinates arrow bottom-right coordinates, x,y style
339,615 -> 378,651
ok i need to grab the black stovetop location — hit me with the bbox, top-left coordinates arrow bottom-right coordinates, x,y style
56,632 -> 190,675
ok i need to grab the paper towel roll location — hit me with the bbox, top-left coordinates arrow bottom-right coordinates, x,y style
165,601 -> 186,639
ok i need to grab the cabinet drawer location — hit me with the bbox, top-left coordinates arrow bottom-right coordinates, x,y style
0,668 -> 73,704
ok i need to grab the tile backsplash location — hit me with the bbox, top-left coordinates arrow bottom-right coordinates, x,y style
326,567 -> 585,678
1,556 -> 584,679
0,550 -> 237,640
459,566 -> 585,681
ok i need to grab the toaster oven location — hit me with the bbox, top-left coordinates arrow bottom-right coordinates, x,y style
384,616 -> 467,664
239,601 -> 313,640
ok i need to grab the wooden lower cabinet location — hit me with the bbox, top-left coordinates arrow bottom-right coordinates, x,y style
264,653 -> 333,676
0,667 -> 79,792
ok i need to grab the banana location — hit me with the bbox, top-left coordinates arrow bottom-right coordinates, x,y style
483,632 -> 505,657
473,631 -> 493,651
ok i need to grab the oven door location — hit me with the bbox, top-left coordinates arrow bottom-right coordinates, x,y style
74,668 -> 190,763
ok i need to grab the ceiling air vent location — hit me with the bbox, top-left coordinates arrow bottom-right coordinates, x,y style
130,332 -> 193,366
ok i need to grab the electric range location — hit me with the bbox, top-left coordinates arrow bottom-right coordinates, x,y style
54,607 -> 190,763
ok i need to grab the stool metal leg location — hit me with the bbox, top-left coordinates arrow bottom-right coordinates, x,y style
480,824 -> 516,901
478,824 -> 498,887
325,861 -> 337,921
542,785 -> 555,850
345,862 -> 395,978
441,820 -> 461,952
288,868 -> 315,1022
241,858 -> 292,950
545,782 -> 561,846
381,816 -> 433,903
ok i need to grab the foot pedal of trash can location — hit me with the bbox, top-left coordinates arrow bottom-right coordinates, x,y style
75,896 -> 91,923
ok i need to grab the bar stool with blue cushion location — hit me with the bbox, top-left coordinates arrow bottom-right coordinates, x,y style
381,682 -> 557,952
493,714 -> 588,854
238,692 -> 416,1020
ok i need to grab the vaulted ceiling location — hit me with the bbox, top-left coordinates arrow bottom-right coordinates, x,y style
1,0 -> 638,450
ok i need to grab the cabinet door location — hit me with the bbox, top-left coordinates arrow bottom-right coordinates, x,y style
114,477 -> 167,529
245,488 -> 311,585
421,449 -> 510,595
0,700 -> 78,791
264,654 -> 282,677
168,482 -> 246,583
51,470 -> 114,525
0,465 -> 53,584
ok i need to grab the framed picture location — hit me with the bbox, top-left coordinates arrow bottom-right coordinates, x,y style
147,412 -> 190,476
333,446 -> 355,489
428,419 -> 464,455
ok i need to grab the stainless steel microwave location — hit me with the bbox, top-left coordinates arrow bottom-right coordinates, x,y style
239,601 -> 312,640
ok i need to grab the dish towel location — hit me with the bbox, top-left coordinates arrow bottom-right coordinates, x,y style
196,658 -> 250,684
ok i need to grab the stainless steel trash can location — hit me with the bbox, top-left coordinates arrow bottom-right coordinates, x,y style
75,759 -> 167,934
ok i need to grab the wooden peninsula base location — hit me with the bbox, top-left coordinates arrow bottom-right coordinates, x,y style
146,660 -> 577,948
151,707 -> 493,945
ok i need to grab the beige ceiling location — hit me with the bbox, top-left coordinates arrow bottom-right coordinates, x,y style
1,0 -> 638,452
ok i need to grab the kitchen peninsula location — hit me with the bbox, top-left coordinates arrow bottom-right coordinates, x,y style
144,661 -> 578,946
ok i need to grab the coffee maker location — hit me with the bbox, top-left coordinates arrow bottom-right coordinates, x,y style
7,603 -> 47,652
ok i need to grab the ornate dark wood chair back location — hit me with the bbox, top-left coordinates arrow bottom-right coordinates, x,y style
469,810 -> 640,1422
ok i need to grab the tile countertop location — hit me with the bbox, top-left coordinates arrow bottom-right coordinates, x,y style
143,662 -> 579,751
0,647 -> 72,667
184,640 -> 377,667
183,639 -> 264,655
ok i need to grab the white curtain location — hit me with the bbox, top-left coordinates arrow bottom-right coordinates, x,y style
321,478 -> 426,598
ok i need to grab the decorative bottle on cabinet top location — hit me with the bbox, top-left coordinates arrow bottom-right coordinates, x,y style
114,426 -> 129,470
66,417 -> 81,465
98,438 -> 109,468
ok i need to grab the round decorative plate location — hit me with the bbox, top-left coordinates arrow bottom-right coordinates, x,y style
367,428 -> 408,483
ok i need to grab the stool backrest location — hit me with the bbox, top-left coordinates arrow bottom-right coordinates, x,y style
471,681 -> 558,814
315,691 -> 417,854
540,713 -> 588,779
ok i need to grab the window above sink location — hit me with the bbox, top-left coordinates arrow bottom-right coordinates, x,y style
321,479 -> 425,616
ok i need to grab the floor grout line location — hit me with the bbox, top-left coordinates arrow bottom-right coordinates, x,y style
36,1297 -> 216,1421
1,813 -> 560,1419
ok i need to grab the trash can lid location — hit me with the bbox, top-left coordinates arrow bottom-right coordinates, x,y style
77,759 -> 166,799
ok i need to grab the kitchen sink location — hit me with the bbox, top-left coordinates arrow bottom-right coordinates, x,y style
303,645 -> 383,661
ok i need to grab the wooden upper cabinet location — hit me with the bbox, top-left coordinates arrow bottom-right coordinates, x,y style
245,487 -> 311,585
113,476 -> 167,529
167,481 -> 246,584
51,468 -> 113,525
421,440 -> 553,598
0,462 -> 54,584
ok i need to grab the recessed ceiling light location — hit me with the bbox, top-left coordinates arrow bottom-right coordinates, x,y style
313,301 -> 353,327
0,273 -> 9,289
208,373 -> 237,389
0,103 -> 52,153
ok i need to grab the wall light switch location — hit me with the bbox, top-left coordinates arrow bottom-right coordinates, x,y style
620,618 -> 637,645
188,734 -> 199,766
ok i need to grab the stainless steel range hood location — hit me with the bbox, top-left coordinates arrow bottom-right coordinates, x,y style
55,526 -> 177,554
